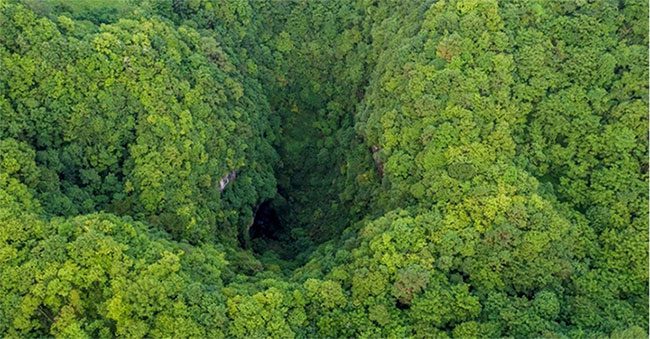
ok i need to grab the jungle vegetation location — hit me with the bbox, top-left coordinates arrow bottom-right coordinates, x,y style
0,0 -> 648,337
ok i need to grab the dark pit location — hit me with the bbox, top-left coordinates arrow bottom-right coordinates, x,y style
249,201 -> 283,243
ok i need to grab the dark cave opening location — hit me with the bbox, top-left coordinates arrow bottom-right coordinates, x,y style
244,195 -> 317,262
249,201 -> 283,243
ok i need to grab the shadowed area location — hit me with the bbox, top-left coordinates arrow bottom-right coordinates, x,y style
249,201 -> 282,243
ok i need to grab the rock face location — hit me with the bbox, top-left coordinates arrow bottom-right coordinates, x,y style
219,171 -> 237,192
371,146 -> 383,178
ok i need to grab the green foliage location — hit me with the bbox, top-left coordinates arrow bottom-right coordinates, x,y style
0,199 -> 228,337
0,0 -> 277,243
0,0 -> 647,337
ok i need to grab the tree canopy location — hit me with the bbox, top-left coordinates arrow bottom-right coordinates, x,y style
0,0 -> 647,337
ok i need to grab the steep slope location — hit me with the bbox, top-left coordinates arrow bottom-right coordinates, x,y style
0,1 -> 277,244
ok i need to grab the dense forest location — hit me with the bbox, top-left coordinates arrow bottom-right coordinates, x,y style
0,0 -> 648,337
